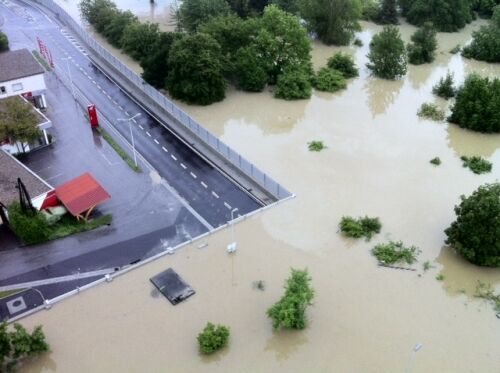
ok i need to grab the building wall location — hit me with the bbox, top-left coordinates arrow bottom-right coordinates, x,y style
0,74 -> 46,98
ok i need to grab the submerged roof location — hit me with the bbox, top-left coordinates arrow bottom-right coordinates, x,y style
55,173 -> 110,216
0,49 -> 45,82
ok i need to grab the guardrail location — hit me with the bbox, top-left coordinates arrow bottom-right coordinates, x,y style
32,0 -> 292,200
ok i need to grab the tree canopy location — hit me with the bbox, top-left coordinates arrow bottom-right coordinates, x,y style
462,6 -> 500,63
407,22 -> 438,64
177,0 -> 232,32
401,0 -> 472,32
367,25 -> 407,79
0,31 -> 9,52
0,98 -> 41,151
121,22 -> 161,62
0,322 -> 49,369
377,0 -> 399,24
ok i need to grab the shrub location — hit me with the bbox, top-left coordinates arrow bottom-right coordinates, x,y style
274,65 -> 312,100
445,183 -> 500,267
407,22 -> 437,65
327,52 -> 359,78
430,157 -> 441,165
377,0 -> 399,24
197,322 -> 230,354
361,0 -> 380,21
448,74 -> 500,133
267,268 -> 314,330
354,38 -> 363,46
460,156 -> 492,174
432,72 -> 456,99
308,140 -> 326,151
449,44 -> 461,54
234,46 -> 268,92
372,241 -> 420,265
7,203 -> 49,245
403,0 -> 472,32
462,6 -> 500,63
339,216 -> 381,240
475,281 -> 500,312
314,68 -> 347,92
177,0 -> 232,32
417,103 -> 445,121
0,322 -> 49,369
367,26 -> 407,79
0,31 -> 9,52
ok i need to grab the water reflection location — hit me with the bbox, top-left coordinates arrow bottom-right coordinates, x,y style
19,354 -> 57,372
364,77 -> 404,118
446,124 -> 500,159
264,330 -> 308,362
199,346 -> 229,364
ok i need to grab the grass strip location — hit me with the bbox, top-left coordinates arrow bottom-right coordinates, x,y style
32,50 -> 52,71
0,289 -> 24,299
47,214 -> 112,240
372,241 -> 420,266
96,127 -> 141,172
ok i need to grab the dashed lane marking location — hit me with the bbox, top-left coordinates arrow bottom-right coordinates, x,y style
154,139 -> 159,145
118,105 -> 123,110
146,131 -> 151,137
162,146 -> 168,153
124,111 -> 130,116
102,89 -> 106,94
171,154 -> 177,161
139,125 -> 144,130
180,163 -> 187,169
212,191 -> 219,199
190,172 -> 197,179
201,181 -> 208,188
131,118 -> 136,123
224,202 -> 232,210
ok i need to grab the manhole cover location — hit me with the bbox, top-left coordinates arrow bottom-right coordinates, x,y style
6,296 -> 27,315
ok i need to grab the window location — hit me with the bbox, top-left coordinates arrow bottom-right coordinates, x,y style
12,83 -> 23,92
0,86 -> 5,94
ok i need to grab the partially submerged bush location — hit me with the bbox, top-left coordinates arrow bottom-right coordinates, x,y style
460,156 -> 492,174
430,157 -> 441,165
445,183 -> 500,267
327,52 -> 359,78
461,7 -> 500,63
339,216 -> 382,240
7,203 -> 49,245
432,72 -> 456,99
372,241 -> 420,265
0,322 -> 49,369
197,322 -> 230,354
274,65 -> 312,100
308,140 -> 326,151
417,103 -> 445,121
354,38 -> 363,47
407,22 -> 437,65
367,25 -> 407,79
314,68 -> 347,92
449,44 -> 461,54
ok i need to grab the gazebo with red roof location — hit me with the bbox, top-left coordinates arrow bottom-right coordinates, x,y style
55,173 -> 110,221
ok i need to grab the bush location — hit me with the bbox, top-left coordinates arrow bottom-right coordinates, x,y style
407,22 -> 437,64
445,183 -> 500,267
267,268 -> 314,330
197,322 -> 230,354
403,0 -> 472,32
417,103 -> 445,121
327,52 -> 359,78
0,322 -> 49,369
177,0 -> 232,32
377,0 -> 399,24
0,31 -> 9,52
314,68 -> 347,92
461,7 -> 500,63
166,34 -> 227,105
460,155 -> 492,174
361,0 -> 380,21
430,157 -> 441,165
354,38 -> 363,46
372,241 -> 420,265
7,203 -> 49,245
448,73 -> 500,133
432,72 -> 456,99
339,216 -> 381,240
367,26 -> 407,79
274,65 -> 312,100
308,140 -> 326,151
234,46 -> 268,92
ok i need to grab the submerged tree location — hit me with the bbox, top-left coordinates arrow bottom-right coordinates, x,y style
177,0 -> 232,32
407,22 -> 438,64
403,0 -> 472,32
462,6 -> 500,63
367,25 -> 407,79
377,0 -> 399,24
432,72 -> 456,99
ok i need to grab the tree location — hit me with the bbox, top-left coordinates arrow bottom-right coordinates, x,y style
234,46 -> 268,91
327,52 -> 359,78
377,0 -> 399,24
0,31 -> 9,52
102,10 -> 137,47
462,6 -> 500,63
432,72 -> 456,99
0,97 -> 41,152
121,21 -> 161,62
471,0 -> 500,18
448,73 -> 500,133
271,0 -> 300,13
445,183 -> 500,267
267,268 -> 315,330
166,33 -> 226,105
299,0 -> 362,45
140,32 -> 181,88
407,22 -> 437,64
177,0 -> 232,32
403,0 -> 472,32
367,25 -> 407,79
197,322 -> 230,354
79,0 -> 118,30
314,67 -> 347,92
274,64 -> 313,99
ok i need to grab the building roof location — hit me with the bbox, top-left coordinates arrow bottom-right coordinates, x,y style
0,150 -> 51,206
0,49 -> 45,82
55,173 -> 110,216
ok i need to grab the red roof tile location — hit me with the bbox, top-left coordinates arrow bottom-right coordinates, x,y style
55,173 -> 110,216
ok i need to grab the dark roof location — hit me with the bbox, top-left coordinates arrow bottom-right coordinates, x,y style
55,173 -> 110,216
0,49 -> 45,82
0,150 -> 51,205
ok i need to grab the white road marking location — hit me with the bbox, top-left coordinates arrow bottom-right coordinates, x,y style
106,94 -> 112,99
190,172 -> 197,179
139,125 -> 144,130
162,146 -> 168,153
92,80 -> 97,85
112,100 -> 117,104
96,84 -> 101,89
171,154 -> 177,161
118,105 -> 123,110
124,111 -> 130,116
131,118 -> 136,123
212,191 -> 219,199
146,131 -> 151,137
224,202 -> 232,210
201,181 -> 208,188
180,163 -> 187,169
154,139 -> 159,145
102,89 -> 106,94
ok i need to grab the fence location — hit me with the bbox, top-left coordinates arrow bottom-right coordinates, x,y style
32,0 -> 292,200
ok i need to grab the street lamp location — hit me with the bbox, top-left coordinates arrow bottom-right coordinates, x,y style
117,113 -> 141,167
61,57 -> 75,98
226,207 -> 238,253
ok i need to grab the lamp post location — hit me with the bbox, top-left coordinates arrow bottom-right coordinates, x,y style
226,207 -> 238,253
61,57 -> 75,98
117,113 -> 141,167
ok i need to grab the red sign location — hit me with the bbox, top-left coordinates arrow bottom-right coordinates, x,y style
87,104 -> 99,128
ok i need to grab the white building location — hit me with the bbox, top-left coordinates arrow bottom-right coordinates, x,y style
0,49 -> 47,109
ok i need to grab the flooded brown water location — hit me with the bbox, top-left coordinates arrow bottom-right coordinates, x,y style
20,5 -> 500,372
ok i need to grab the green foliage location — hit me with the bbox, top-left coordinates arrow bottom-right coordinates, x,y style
178,0 -> 232,32
167,33 -> 227,105
462,6 -> 500,62
460,155 -> 492,174
274,65 -> 312,100
475,281 -> 500,312
367,26 -> 407,79
448,73 -> 500,133
339,216 -> 382,240
417,103 -> 445,121
314,68 -> 347,92
267,268 -> 314,330
435,273 -> 445,281
197,322 -> 230,354
80,0 -> 118,29
0,322 -> 49,369
47,214 -> 112,240
0,97 -> 42,149
361,0 -> 380,21
32,50 -> 52,71
97,127 -> 141,172
327,52 -> 359,78
432,72 -> 456,99
307,140 -> 326,151
377,0 -> 399,24
372,241 -> 420,265
423,261 -> 434,271
403,0 -> 472,32
471,0 -> 500,18
234,46 -> 269,92
429,157 -> 441,165
8,203 -> 49,245
120,21 -> 160,62
354,38 -> 363,46
299,0 -> 362,45
102,10 -> 137,47
449,44 -> 461,54
271,0 -> 300,13
407,22 -> 437,64
0,31 -> 9,52
445,183 -> 500,267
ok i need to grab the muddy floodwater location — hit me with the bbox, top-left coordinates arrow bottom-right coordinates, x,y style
21,4 -> 500,372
